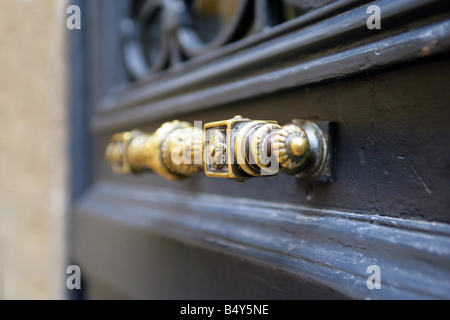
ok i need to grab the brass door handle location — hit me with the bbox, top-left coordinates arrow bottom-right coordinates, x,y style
106,116 -> 333,182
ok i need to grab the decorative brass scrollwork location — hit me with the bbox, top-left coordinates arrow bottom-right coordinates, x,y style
106,116 -> 333,182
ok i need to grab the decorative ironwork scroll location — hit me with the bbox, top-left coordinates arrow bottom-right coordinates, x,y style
121,0 -> 336,79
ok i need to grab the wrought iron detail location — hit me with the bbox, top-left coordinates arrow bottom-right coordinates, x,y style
121,0 -> 336,79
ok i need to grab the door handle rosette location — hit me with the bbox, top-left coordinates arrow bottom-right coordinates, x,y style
106,116 -> 333,182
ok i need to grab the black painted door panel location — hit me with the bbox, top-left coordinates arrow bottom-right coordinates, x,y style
70,0 -> 450,299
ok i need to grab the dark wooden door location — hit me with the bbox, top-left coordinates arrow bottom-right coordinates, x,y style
70,0 -> 450,300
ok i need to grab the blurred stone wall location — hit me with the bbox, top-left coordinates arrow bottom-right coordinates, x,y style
0,0 -> 69,299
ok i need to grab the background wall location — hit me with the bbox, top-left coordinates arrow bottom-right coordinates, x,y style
0,0 -> 69,299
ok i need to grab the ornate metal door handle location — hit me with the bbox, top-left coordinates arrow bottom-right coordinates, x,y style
106,116 -> 333,182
